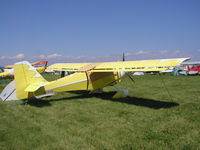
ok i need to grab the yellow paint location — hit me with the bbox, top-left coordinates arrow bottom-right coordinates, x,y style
13,63 -> 122,100
0,71 -> 11,78
87,72 -> 120,90
36,67 -> 46,74
44,73 -> 87,92
14,63 -> 48,99
0,67 -> 46,80
47,58 -> 190,72
4,65 -> 15,69
8,57 -> 189,100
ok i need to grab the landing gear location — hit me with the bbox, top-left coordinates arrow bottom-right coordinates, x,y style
90,88 -> 104,94
112,85 -> 128,99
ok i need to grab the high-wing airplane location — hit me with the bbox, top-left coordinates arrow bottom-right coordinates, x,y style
0,58 -> 189,101
0,61 -> 48,79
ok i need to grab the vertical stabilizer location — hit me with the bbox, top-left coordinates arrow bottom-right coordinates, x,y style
0,61 -> 49,101
14,61 -> 48,100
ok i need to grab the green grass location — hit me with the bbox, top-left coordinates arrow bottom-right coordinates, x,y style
0,74 -> 199,150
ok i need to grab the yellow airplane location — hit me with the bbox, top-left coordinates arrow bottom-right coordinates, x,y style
0,58 -> 189,101
0,61 -> 48,79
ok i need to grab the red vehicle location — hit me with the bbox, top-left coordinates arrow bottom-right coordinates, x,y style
187,65 -> 200,75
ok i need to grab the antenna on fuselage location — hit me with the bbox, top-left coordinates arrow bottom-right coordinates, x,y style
122,52 -> 135,83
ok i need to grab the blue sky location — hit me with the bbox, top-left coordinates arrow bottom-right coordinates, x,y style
0,0 -> 200,65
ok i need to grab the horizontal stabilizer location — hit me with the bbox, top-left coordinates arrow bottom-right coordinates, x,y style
25,82 -> 47,92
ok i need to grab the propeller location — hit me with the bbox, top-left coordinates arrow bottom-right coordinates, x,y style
122,52 -> 135,83
61,71 -> 65,78
123,52 -> 125,61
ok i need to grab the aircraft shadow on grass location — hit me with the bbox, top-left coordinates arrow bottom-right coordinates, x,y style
27,91 -> 179,109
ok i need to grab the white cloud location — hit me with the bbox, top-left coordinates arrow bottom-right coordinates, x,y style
47,53 -> 62,58
197,49 -> 200,52
75,55 -> 87,59
12,53 -> 25,59
0,56 -> 7,59
0,50 -> 196,66
38,55 -> 46,59
160,50 -> 168,54
88,56 -> 97,59
0,53 -> 25,60
134,50 -> 147,55
124,52 -> 132,56
174,50 -> 181,54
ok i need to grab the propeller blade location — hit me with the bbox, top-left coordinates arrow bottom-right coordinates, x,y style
123,52 -> 125,61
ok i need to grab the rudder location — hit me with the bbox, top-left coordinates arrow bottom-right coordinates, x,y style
14,61 -> 48,100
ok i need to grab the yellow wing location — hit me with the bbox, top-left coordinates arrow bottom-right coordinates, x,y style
47,57 -> 190,72
0,71 -> 11,78
4,65 -> 15,69
47,63 -> 88,71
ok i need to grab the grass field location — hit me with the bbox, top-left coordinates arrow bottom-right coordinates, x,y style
0,74 -> 199,150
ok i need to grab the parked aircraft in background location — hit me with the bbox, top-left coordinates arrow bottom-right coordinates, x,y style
182,61 -> 200,75
0,61 -> 48,79
172,61 -> 200,76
